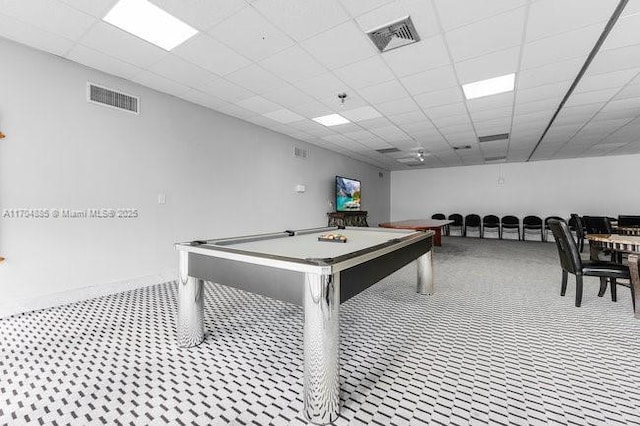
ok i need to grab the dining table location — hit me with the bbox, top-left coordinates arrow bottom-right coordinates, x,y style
586,234 -> 640,318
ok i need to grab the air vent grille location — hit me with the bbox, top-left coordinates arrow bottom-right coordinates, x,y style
453,145 -> 472,150
367,16 -> 420,53
376,147 -> 401,154
478,133 -> 509,143
88,83 -> 139,114
293,146 -> 308,159
485,156 -> 507,163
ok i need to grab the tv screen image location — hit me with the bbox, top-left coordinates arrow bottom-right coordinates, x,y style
336,176 -> 361,211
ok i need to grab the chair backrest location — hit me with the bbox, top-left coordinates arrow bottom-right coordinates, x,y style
465,214 -> 481,226
431,213 -> 446,220
569,214 -> 585,238
501,215 -> 519,226
582,216 -> 612,234
523,215 -> 542,226
545,216 -> 564,227
548,219 -> 582,274
619,215 -> 640,227
483,215 -> 499,226
448,214 -> 463,225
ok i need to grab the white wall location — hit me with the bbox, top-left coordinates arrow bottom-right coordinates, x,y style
391,155 -> 640,221
0,39 -> 390,316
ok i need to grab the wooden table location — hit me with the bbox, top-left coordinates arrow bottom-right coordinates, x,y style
379,219 -> 453,246
617,226 -> 640,236
586,234 -> 640,318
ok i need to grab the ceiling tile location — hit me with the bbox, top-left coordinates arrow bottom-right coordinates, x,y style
516,81 -> 570,104
208,7 -> 294,61
603,12 -> 640,51
521,23 -> 602,70
357,80 -> 409,104
466,92 -> 514,112
388,110 -> 429,125
173,33 -> 251,76
453,47 -> 519,84
526,0 -> 617,42
147,55 -> 216,88
334,56 -> 395,90
200,78 -> 254,102
590,43 -> 640,75
400,65 -> 458,96
445,8 -> 526,62
0,13 -> 75,56
339,0 -> 395,17
564,87 -> 619,107
0,0 -> 96,40
236,95 -> 281,114
225,64 -> 289,95
398,0 -> 440,39
131,71 -> 190,98
217,103 -> 259,119
58,0 -> 116,18
254,0 -> 350,41
293,72 -> 350,100
260,45 -> 327,83
180,88 -> 229,111
434,0 -> 527,31
354,1 -> 408,31
261,84 -> 317,109
80,22 -> 168,68
376,97 -> 420,115
518,57 -> 583,90
301,21 -> 377,70
370,125 -> 410,141
383,35 -> 450,77
414,86 -> 464,109
423,102 -> 468,119
66,44 -> 142,80
470,106 -> 513,122
577,68 -> 639,93
341,106 -> 382,121
289,100 -> 334,118
153,0 -> 247,31
263,108 -> 305,123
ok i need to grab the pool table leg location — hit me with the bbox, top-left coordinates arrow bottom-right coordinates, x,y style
303,272 -> 340,425
417,251 -> 434,295
177,250 -> 205,348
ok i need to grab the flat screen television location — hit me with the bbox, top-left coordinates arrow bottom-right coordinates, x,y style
336,176 -> 361,212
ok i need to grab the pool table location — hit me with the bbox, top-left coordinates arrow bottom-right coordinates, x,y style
175,226 -> 434,424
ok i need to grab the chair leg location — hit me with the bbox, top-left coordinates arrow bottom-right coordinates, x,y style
611,278 -> 617,302
631,284 -> 636,311
575,275 -> 583,307
561,270 -> 568,296
598,278 -> 607,297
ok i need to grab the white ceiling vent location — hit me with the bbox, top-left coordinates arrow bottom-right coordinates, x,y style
87,82 -> 139,114
367,16 -> 420,53
293,146 -> 309,159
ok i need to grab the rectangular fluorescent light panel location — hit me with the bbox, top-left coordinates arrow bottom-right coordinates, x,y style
312,114 -> 350,127
462,73 -> 515,100
104,0 -> 198,51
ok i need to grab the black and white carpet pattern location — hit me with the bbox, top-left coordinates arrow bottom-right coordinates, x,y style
2,238 -> 640,425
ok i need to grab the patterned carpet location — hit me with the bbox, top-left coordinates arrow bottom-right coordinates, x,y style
1,237 -> 640,425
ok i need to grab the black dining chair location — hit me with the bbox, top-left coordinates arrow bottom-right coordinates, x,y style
522,215 -> 544,241
544,216 -> 564,241
447,214 -> 463,236
548,219 -> 630,307
501,215 -> 521,240
482,215 -> 500,239
568,214 -> 585,252
464,214 -> 481,237
431,213 -> 448,235
582,216 -> 613,235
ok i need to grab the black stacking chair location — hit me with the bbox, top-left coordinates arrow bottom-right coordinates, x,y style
582,216 -> 612,235
482,215 -> 500,239
447,214 -> 463,236
618,215 -> 640,227
501,215 -> 520,240
431,213 -> 448,235
548,219 -> 630,307
522,215 -> 544,241
464,214 -> 481,237
568,214 -> 585,252
544,216 -> 564,241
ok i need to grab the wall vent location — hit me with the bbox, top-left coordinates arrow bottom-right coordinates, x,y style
478,133 -> 509,143
376,147 -> 401,154
453,145 -> 472,150
87,83 -> 139,114
367,16 -> 420,53
485,156 -> 507,163
293,146 -> 309,159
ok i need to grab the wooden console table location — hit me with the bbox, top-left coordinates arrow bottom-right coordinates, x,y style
327,211 -> 368,227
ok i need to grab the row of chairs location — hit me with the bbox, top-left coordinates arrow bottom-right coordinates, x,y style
569,214 -> 640,252
432,213 -> 562,241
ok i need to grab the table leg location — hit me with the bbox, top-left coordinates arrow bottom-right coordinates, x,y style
417,251 -> 434,295
177,250 -> 205,348
433,228 -> 442,246
303,272 -> 340,425
629,254 -> 640,319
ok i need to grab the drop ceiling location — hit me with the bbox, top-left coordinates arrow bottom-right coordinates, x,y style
1,0 -> 640,170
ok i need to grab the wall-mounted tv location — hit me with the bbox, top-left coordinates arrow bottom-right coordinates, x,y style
336,176 -> 361,212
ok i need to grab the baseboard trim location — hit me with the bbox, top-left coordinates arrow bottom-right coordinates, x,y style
0,269 -> 178,319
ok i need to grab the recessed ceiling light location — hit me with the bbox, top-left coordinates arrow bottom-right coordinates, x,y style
462,73 -> 515,100
103,0 -> 198,51
312,114 -> 350,127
